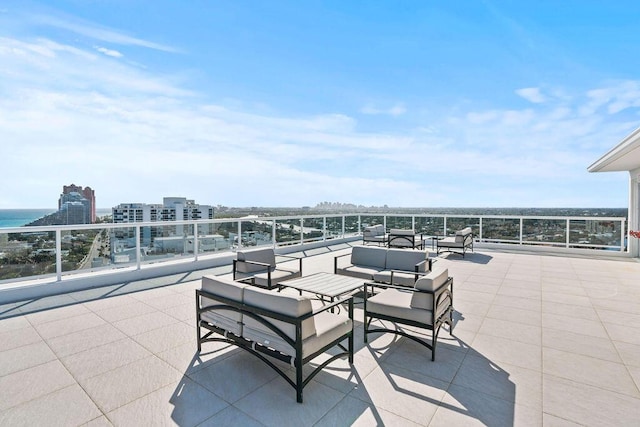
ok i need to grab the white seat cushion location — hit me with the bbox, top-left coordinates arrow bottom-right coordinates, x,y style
367,288 -> 433,325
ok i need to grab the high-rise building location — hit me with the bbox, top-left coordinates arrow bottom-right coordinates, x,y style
27,184 -> 96,226
61,184 -> 96,223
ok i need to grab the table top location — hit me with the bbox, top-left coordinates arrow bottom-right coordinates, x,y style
282,272 -> 365,298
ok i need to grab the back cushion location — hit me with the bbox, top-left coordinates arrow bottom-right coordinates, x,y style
385,248 -> 427,272
411,268 -> 450,310
414,268 -> 449,291
364,224 -> 384,236
351,246 -> 387,268
236,248 -> 276,273
200,275 -> 246,335
389,228 -> 415,236
454,227 -> 472,243
242,287 -> 316,353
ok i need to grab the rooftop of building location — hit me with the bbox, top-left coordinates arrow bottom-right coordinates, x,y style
1,241 -> 639,426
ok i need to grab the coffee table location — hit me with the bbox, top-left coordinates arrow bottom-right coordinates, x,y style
281,272 -> 365,308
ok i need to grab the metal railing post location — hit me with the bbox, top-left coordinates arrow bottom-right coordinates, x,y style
566,219 -> 571,248
299,218 -> 303,245
56,229 -> 62,281
194,224 -> 199,261
136,225 -> 141,270
272,220 -> 276,247
519,218 -> 523,244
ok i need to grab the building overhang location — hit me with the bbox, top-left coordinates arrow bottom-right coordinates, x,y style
588,126 -> 640,173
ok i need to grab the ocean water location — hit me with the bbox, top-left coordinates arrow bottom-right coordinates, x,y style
0,209 -> 57,228
0,209 -> 114,228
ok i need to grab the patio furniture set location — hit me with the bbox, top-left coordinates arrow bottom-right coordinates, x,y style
196,243 -> 456,403
362,224 -> 474,257
362,225 -> 427,249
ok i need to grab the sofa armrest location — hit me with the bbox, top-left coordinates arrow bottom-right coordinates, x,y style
276,254 -> 303,276
415,258 -> 432,271
233,259 -> 272,283
334,252 -> 352,273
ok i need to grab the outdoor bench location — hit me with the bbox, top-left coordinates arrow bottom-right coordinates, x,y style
334,245 -> 432,287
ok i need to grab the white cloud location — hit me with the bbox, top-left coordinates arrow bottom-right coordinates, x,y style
515,87 -> 546,103
95,46 -> 123,58
32,14 -> 179,53
361,103 -> 406,116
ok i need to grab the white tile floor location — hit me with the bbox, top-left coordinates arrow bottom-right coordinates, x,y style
1,243 -> 639,426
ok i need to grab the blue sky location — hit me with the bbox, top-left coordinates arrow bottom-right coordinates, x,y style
1,1 -> 639,209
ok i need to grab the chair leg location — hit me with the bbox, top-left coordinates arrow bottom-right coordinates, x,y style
295,356 -> 303,403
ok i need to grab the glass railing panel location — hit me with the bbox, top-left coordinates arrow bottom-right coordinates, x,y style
415,216 -> 445,236
144,223 -> 195,263
239,219 -> 273,248
275,219 -> 301,246
344,215 -> 359,235
482,218 -> 521,243
385,215 -> 413,230
522,219 -> 566,246
569,219 -> 623,249
60,228 -> 104,273
0,230 -> 57,280
446,217 -> 480,236
197,221 -> 234,253
301,217 -> 324,243
359,215 -> 384,231
325,216 -> 343,239
206,220 -> 240,250
109,226 -> 139,269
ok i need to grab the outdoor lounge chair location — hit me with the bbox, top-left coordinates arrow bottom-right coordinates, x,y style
387,228 -> 426,249
364,268 -> 454,361
232,247 -> 302,289
436,227 -> 474,257
362,224 -> 387,246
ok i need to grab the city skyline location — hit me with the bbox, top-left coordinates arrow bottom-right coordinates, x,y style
1,1 -> 640,209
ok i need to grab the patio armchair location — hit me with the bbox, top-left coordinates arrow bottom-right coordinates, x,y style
364,268 -> 454,361
363,224 -> 387,246
387,229 -> 426,249
232,247 -> 302,289
436,227 -> 474,257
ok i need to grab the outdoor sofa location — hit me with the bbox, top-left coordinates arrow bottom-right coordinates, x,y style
436,227 -> 474,257
232,247 -> 302,289
334,245 -> 432,287
364,267 -> 454,361
196,275 -> 354,403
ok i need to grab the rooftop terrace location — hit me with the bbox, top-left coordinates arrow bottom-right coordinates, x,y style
1,243 -> 639,426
